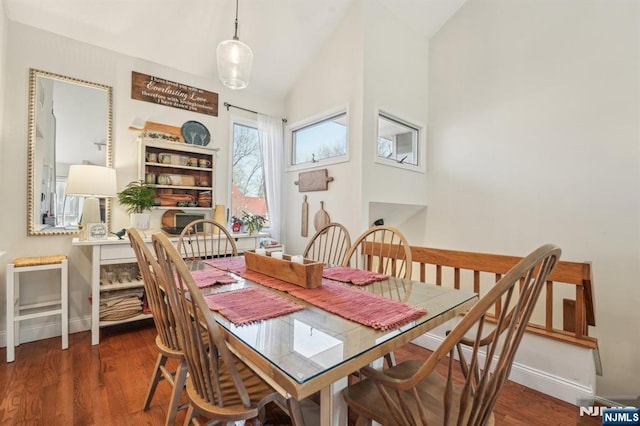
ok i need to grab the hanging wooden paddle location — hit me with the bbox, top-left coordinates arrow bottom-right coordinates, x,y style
314,201 -> 330,231
301,195 -> 309,237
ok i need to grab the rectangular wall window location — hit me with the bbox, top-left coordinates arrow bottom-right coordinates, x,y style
231,122 -> 269,226
291,111 -> 347,167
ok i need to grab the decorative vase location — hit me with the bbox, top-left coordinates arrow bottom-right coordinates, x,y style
213,204 -> 226,234
130,213 -> 150,230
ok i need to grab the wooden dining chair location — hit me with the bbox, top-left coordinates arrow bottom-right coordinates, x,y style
342,244 -> 561,426
152,232 -> 305,426
303,222 -> 352,265
128,228 -> 187,426
176,219 -> 238,260
342,225 -> 413,368
342,225 -> 412,280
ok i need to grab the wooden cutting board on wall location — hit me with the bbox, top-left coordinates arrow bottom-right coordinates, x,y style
313,201 -> 330,231
295,169 -> 334,192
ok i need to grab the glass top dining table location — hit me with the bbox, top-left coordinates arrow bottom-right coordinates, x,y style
188,259 -> 478,425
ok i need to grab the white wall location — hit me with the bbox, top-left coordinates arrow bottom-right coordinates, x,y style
0,20 -> 283,342
0,1 -> 6,196
284,1 -> 365,255
362,3 -> 428,235
361,3 -> 428,220
284,1 -> 431,254
427,0 -> 640,398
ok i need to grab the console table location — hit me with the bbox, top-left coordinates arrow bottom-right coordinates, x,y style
72,231 -> 268,345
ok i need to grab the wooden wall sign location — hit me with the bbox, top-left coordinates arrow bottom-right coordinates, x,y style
131,71 -> 218,116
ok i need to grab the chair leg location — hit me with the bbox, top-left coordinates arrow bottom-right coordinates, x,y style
61,260 -> 69,350
286,397 -> 306,426
14,269 -> 21,350
384,351 -> 396,367
183,405 -> 195,426
165,358 -> 188,426
143,352 -> 168,410
355,415 -> 372,426
6,264 -> 15,363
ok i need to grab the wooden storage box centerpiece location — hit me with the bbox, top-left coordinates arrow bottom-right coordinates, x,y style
244,250 -> 323,289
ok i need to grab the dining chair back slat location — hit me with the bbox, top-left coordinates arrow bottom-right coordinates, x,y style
177,219 -> 238,260
303,222 -> 351,266
342,244 -> 561,426
343,225 -> 412,280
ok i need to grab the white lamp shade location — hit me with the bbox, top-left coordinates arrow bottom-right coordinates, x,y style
66,165 -> 117,197
217,39 -> 253,90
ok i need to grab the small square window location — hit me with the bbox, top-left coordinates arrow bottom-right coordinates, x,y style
377,112 -> 420,168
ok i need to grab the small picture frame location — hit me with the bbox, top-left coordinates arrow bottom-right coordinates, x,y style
87,223 -> 108,241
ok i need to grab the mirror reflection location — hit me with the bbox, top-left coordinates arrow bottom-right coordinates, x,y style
27,69 -> 112,236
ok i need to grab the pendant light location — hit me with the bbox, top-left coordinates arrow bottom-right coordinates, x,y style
216,0 -> 253,90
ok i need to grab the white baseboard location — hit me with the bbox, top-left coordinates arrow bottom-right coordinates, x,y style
412,332 -> 595,405
1,315 -> 91,348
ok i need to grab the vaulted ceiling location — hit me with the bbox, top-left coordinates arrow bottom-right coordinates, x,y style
4,0 -> 467,98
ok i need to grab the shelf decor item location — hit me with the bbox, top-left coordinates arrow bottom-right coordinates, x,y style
181,120 -> 211,146
117,180 -> 156,229
140,138 -> 218,213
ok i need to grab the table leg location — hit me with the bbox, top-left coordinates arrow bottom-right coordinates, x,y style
320,376 -> 348,426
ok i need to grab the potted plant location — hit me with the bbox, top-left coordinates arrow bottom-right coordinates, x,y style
117,180 -> 156,229
231,215 -> 243,233
241,211 -> 266,235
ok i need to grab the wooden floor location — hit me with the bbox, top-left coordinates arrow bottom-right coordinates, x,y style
0,320 -> 599,425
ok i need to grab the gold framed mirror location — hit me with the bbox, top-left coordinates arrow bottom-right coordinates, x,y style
27,68 -> 113,236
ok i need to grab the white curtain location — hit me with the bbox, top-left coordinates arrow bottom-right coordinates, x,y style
258,114 -> 283,242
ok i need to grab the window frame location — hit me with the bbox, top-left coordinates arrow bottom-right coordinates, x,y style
374,109 -> 426,173
286,106 -> 350,171
228,114 -> 270,230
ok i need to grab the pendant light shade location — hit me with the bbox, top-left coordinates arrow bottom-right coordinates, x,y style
217,0 -> 253,90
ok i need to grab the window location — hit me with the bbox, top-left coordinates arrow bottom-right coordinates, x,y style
377,112 -> 420,168
231,122 -> 269,226
291,111 -> 347,167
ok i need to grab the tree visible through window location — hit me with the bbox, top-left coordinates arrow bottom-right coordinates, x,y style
232,122 -> 269,226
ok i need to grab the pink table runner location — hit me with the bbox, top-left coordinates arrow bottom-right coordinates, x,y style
206,257 -> 427,331
204,287 -> 304,326
322,265 -> 388,286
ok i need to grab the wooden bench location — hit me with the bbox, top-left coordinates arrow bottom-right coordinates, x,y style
362,243 -> 597,350
409,246 -> 597,350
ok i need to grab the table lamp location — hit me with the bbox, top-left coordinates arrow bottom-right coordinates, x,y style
66,165 -> 117,230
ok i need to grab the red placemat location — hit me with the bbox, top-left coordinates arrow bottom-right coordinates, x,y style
322,265 -> 388,286
288,281 -> 426,330
205,257 -> 246,275
190,269 -> 237,288
204,287 -> 304,326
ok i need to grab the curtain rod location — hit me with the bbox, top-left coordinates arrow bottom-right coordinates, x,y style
223,102 -> 287,123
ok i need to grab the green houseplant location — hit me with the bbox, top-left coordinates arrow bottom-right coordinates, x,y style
241,211 -> 266,235
117,180 -> 156,229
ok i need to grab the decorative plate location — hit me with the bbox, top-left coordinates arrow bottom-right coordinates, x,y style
181,120 -> 211,146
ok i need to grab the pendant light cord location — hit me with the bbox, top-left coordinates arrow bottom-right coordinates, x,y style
233,0 -> 240,40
